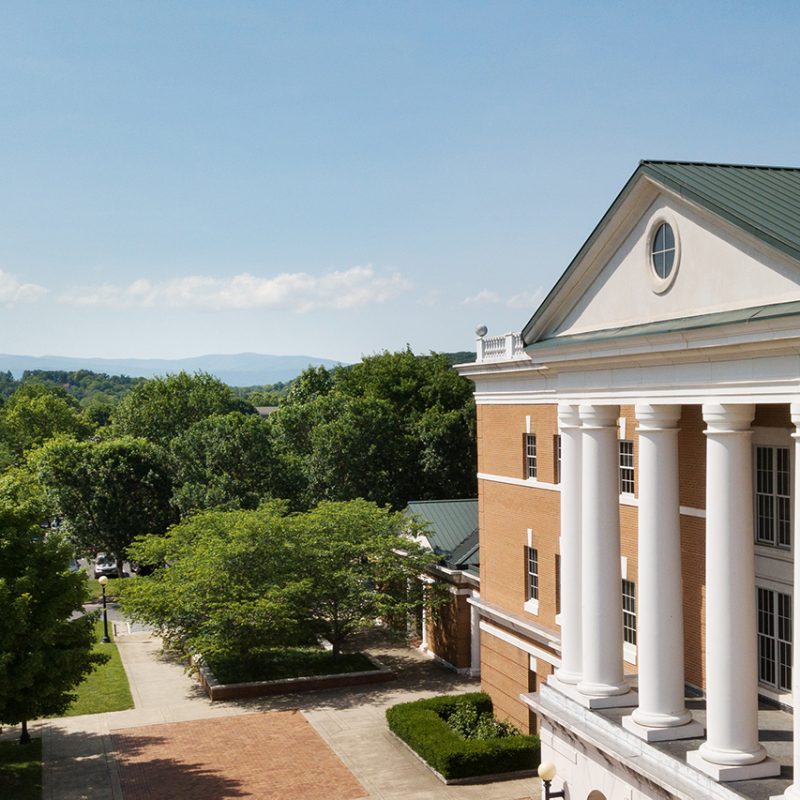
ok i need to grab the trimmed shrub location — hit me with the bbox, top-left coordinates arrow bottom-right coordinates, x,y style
386,692 -> 539,780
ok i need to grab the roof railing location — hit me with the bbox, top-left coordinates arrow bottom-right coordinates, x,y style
475,331 -> 527,363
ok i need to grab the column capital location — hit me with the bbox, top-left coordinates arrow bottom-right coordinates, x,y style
579,404 -> 620,429
702,403 -> 754,433
557,403 -> 581,430
635,403 -> 681,431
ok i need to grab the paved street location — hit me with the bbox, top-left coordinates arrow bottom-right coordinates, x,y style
30,629 -> 537,800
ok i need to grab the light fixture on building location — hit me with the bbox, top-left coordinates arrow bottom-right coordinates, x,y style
537,761 -> 565,799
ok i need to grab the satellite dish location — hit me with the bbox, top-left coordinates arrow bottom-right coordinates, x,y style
475,324 -> 488,338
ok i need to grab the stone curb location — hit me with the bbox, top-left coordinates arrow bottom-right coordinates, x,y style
192,651 -> 395,701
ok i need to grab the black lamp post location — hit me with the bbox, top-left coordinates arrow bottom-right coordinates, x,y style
538,761 -> 566,799
98,575 -> 111,643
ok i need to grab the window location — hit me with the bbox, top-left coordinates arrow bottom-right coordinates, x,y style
755,445 -> 791,549
651,222 -> 675,279
526,546 -> 539,602
555,554 -> 561,616
524,433 -> 537,479
554,434 -> 561,484
622,579 -> 636,646
758,587 -> 792,692
619,440 -> 635,494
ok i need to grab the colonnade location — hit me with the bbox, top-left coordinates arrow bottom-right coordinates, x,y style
554,401 -> 787,783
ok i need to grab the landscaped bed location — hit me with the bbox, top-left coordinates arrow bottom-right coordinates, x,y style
196,645 -> 394,700
386,692 -> 539,783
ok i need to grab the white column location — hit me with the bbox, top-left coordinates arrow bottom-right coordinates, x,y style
577,404 -> 628,698
555,403 -> 582,685
783,404 -> 800,798
688,403 -> 778,780
624,404 -> 701,741
469,594 -> 481,676
420,580 -> 429,652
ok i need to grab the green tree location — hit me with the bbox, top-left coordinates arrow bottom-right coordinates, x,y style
111,372 -> 246,445
121,499 -> 439,660
288,500 -> 439,655
34,437 -> 176,576
122,505 -> 309,662
1,383 -> 92,458
0,468 -> 105,743
170,413 -> 294,515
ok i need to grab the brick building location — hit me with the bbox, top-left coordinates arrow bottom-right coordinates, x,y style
457,162 -> 800,799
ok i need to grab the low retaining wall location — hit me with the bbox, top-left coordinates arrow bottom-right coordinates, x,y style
194,653 -> 395,701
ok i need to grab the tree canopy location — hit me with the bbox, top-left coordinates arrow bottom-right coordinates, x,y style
0,468 -> 104,741
111,371 -> 250,445
121,499 -> 439,660
34,437 -> 176,573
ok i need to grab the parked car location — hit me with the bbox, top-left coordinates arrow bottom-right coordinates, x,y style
93,552 -> 119,579
129,560 -> 156,576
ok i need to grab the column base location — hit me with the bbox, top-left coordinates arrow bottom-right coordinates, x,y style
577,677 -> 630,698
687,750 -> 780,782
554,667 -> 582,685
622,715 -> 704,742
548,674 -> 638,709
631,707 -> 693,728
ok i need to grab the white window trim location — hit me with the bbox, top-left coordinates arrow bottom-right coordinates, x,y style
752,427 -> 794,554
524,598 -> 540,616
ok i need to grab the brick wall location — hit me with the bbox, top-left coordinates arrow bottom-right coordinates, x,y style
480,631 -> 535,733
427,590 -> 471,670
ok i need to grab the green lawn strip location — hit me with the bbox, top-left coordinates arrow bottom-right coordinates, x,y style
60,619 -> 134,717
0,738 -> 42,800
206,647 -> 376,684
85,576 -> 123,603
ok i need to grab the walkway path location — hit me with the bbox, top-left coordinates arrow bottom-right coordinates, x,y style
35,630 -> 537,800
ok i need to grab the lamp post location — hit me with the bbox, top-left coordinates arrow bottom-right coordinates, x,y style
98,575 -> 111,643
538,761 -> 566,800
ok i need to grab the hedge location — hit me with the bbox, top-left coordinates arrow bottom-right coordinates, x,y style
385,692 -> 539,780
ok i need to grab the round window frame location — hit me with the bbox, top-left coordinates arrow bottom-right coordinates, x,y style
646,214 -> 681,294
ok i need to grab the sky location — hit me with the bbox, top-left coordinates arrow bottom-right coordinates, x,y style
2,2 -> 800,364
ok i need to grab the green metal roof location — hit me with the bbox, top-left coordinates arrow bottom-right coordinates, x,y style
525,298 -> 800,354
406,498 -> 478,569
522,161 -> 800,347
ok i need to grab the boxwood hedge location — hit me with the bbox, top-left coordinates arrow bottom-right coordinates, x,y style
385,692 -> 539,780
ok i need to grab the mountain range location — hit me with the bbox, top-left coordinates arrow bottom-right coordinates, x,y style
0,352 -> 345,387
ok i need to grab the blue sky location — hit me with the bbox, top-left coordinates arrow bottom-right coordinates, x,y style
1,2 -> 799,363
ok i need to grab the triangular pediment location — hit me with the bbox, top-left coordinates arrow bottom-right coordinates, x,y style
523,163 -> 800,347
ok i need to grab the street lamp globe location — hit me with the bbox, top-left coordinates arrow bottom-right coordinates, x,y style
538,762 -> 557,782
98,576 -> 109,587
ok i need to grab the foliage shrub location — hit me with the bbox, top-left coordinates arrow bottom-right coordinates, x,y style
446,698 -> 521,740
386,693 -> 539,780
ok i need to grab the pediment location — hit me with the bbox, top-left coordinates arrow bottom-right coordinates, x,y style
526,172 -> 800,345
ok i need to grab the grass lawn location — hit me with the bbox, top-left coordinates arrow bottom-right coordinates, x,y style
85,576 -> 124,603
60,619 -> 134,717
206,647 -> 376,684
0,738 -> 42,800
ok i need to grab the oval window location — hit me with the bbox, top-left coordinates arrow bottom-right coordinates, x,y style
651,222 -> 676,279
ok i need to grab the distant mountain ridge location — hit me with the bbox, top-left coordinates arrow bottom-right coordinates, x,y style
0,352 -> 345,387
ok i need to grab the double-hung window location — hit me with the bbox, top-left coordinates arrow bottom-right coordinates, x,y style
622,579 -> 636,647
755,445 -> 790,549
757,586 -> 792,692
526,546 -> 539,602
524,433 -> 537,479
619,440 -> 635,495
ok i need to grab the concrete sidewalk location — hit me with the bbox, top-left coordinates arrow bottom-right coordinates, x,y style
37,631 -> 536,800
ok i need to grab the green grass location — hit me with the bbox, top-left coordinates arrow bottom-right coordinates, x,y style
60,619 -> 134,717
206,647 -> 376,684
0,738 -> 42,800
85,576 -> 124,603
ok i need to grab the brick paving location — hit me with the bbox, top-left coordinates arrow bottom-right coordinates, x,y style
112,711 -> 367,800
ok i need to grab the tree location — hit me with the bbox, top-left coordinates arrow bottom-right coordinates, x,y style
287,500 -> 440,655
1,383 -> 92,458
121,505 -> 310,663
170,413 -> 295,515
111,371 -> 247,445
121,499 -> 440,660
34,437 -> 176,576
272,349 -> 478,510
0,468 -> 105,742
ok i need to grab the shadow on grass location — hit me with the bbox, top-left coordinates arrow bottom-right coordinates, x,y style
0,738 -> 42,800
